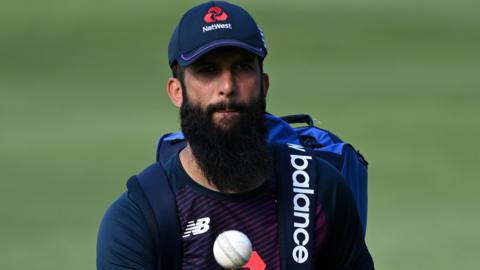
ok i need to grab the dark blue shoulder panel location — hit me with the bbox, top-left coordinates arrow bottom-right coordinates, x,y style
128,163 -> 182,270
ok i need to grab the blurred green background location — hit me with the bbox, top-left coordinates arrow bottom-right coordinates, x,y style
1,0 -> 479,269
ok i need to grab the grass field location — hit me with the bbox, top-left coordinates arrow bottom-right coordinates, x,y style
1,0 -> 479,269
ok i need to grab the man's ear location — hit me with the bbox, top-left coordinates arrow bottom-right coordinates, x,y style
262,73 -> 270,97
167,77 -> 183,108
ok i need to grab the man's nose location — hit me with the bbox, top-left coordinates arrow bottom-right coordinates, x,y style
218,70 -> 236,97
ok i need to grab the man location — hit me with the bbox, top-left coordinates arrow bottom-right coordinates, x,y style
97,1 -> 374,269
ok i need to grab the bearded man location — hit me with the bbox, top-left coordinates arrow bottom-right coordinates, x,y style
97,1 -> 374,269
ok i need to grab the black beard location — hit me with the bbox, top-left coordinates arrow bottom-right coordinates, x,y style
180,93 -> 272,192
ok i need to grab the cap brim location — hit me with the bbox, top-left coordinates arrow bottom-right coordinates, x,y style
177,39 -> 266,67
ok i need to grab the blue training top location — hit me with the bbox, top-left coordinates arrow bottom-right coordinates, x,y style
97,152 -> 373,269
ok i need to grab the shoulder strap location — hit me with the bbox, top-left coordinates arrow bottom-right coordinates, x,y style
274,143 -> 318,270
127,163 -> 182,270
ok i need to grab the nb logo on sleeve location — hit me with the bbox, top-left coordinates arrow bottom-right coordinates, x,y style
183,217 -> 211,238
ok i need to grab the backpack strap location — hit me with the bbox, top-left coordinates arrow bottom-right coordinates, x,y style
126,163 -> 182,270
155,133 -> 186,163
274,143 -> 318,270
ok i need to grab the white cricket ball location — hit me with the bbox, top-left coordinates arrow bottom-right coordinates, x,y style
213,230 -> 253,269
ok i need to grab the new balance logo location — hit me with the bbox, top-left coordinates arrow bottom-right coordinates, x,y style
183,217 -> 211,238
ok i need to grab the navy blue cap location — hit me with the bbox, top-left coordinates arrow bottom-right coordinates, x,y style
168,1 -> 267,67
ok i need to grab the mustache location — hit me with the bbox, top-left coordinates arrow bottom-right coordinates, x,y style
205,101 -> 248,115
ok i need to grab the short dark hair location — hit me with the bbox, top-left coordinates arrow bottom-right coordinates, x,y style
171,63 -> 184,81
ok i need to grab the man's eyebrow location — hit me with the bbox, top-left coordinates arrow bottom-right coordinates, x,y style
189,59 -> 214,68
